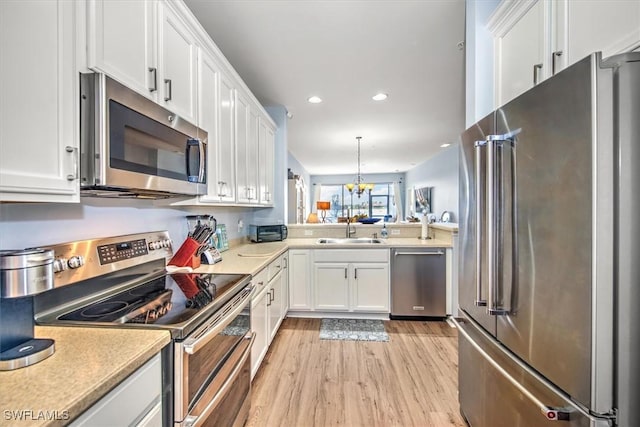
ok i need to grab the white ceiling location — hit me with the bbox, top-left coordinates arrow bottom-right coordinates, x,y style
185,0 -> 466,176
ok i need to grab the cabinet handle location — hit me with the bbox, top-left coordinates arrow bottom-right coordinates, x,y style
65,145 -> 78,181
354,268 -> 358,280
551,51 -> 563,75
218,181 -> 227,197
164,79 -> 172,101
344,268 -> 347,279
148,67 -> 157,92
533,64 -> 543,85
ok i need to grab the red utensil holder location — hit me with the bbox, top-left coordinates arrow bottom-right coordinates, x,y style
168,237 -> 201,269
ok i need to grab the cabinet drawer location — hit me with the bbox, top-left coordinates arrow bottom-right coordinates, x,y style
252,268 -> 268,297
313,249 -> 388,263
268,254 -> 284,282
70,354 -> 161,426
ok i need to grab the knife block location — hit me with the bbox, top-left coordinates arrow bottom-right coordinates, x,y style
168,237 -> 201,269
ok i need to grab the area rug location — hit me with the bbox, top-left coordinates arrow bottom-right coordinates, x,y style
319,318 -> 389,342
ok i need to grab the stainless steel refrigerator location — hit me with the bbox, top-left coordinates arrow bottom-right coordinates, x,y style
455,52 -> 639,427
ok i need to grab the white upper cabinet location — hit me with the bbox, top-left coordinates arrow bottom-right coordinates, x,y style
87,0 -> 198,125
258,121 -> 275,205
491,0 -> 545,107
0,0 -> 79,202
490,0 -> 640,107
216,73 -> 237,203
553,0 -> 640,73
158,2 -> 198,125
247,108 -> 260,203
86,0 -> 157,101
235,91 -> 252,204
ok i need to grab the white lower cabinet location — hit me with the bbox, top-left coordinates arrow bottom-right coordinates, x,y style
267,270 -> 284,340
351,263 -> 390,312
289,249 -> 390,315
313,261 -> 389,313
314,263 -> 350,311
70,353 -> 162,426
288,250 -> 313,311
250,253 -> 287,380
250,279 -> 269,380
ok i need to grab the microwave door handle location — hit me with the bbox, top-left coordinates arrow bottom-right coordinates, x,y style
197,138 -> 206,183
186,139 -> 206,183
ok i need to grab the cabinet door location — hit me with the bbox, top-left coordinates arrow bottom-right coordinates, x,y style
197,50 -> 223,204
314,263 -> 350,311
159,2 -> 197,124
87,0 -> 157,101
0,0 -> 79,203
250,287 -> 269,380
235,91 -> 251,203
554,0 -> 640,73
258,120 -> 275,205
351,263 -> 389,312
267,271 -> 283,342
281,253 -> 290,316
70,354 -> 161,426
217,74 -> 236,202
247,108 -> 260,203
494,0 -> 545,106
289,250 -> 312,310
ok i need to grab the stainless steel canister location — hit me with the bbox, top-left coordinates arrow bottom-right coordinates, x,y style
0,249 -> 54,298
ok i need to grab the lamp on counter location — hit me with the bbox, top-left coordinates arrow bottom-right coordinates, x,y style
306,212 -> 319,223
316,201 -> 330,223
345,136 -> 374,198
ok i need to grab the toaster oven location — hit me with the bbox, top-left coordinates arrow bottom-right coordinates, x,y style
249,224 -> 288,243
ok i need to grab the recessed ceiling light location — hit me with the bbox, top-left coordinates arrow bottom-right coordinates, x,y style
307,96 -> 322,104
372,93 -> 388,101
440,143 -> 451,148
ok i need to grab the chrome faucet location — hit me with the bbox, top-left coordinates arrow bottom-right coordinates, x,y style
345,210 -> 356,238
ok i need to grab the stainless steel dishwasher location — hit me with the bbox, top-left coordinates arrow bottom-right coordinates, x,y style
390,247 -> 446,319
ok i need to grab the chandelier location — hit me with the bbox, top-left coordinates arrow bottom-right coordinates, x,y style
345,136 -> 373,198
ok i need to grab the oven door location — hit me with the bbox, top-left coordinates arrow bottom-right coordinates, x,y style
174,285 -> 253,427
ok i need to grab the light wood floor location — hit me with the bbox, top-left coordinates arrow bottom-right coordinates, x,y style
247,317 -> 467,427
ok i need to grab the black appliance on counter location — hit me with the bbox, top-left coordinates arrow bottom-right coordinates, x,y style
248,224 -> 288,243
34,231 -> 254,427
0,249 -> 56,370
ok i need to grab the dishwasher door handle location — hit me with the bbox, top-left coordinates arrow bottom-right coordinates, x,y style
394,251 -> 444,256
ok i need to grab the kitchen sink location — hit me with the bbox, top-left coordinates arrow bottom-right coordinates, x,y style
316,238 -> 385,244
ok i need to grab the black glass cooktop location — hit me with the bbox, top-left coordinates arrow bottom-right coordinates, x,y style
59,273 -> 248,325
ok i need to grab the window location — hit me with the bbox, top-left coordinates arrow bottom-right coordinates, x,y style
316,183 -> 396,222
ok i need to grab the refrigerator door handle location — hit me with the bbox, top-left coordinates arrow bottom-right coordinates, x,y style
453,316 -> 616,424
473,140 -> 487,307
485,131 -> 521,316
486,135 -> 509,316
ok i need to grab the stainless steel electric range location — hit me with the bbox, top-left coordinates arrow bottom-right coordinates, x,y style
34,231 -> 254,427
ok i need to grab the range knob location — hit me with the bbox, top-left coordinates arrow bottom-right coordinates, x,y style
67,255 -> 84,269
53,258 -> 68,273
162,239 -> 172,248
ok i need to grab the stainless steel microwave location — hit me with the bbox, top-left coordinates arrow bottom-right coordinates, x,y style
80,74 -> 207,198
249,224 -> 288,243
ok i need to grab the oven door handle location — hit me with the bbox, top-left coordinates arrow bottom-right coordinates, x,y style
184,332 -> 255,427
182,285 -> 253,355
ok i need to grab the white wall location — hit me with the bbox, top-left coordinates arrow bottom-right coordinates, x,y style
0,199 -> 256,249
405,145 -> 459,222
465,0 -> 500,127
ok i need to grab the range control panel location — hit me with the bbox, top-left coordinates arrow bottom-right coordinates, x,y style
46,231 -> 173,289
97,239 -> 148,265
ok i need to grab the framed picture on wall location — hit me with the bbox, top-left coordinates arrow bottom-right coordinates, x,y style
415,186 -> 433,214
